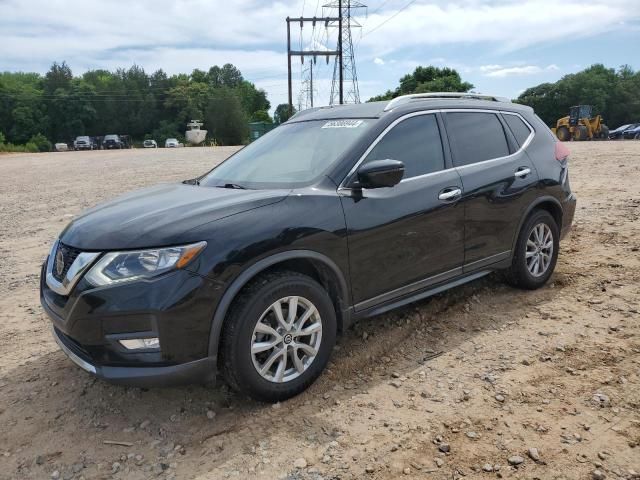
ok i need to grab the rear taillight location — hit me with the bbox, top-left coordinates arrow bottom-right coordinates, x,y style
555,141 -> 570,162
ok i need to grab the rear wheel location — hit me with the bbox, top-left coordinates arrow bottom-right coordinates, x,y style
221,271 -> 337,402
598,125 -> 609,140
556,126 -> 571,142
505,210 -> 559,290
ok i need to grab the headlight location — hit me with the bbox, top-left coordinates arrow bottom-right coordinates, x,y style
85,241 -> 206,287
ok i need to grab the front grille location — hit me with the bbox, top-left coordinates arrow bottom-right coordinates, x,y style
52,242 -> 82,282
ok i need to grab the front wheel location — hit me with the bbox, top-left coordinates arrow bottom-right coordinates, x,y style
221,271 -> 337,402
505,210 -> 559,290
556,126 -> 570,142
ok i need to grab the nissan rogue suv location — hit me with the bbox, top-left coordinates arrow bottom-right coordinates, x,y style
40,93 -> 576,402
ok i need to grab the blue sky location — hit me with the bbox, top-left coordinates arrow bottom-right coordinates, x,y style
1,0 -> 639,110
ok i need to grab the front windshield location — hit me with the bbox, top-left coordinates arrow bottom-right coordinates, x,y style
199,119 -> 372,189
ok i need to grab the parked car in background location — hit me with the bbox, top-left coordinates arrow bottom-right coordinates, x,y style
54,142 -> 69,152
41,93 -> 576,402
608,124 -> 632,140
143,139 -> 158,148
103,134 -> 123,149
165,138 -> 179,148
119,135 -> 133,149
622,124 -> 640,139
74,136 -> 93,151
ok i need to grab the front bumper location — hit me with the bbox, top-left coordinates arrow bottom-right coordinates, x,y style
41,256 -> 221,386
52,325 -> 215,386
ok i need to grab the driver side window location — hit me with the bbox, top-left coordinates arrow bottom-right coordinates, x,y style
364,114 -> 444,178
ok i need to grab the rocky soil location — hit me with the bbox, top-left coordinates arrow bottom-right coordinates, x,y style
0,142 -> 638,480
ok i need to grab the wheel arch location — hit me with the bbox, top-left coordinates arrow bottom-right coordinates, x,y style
511,196 -> 563,253
207,250 -> 351,360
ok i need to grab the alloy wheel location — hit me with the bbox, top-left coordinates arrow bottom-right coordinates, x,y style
251,296 -> 323,383
526,222 -> 554,277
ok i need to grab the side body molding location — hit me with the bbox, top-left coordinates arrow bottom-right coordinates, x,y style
207,250 -> 351,360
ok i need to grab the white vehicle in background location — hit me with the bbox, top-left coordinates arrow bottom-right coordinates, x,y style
143,139 -> 158,148
165,138 -> 179,148
54,142 -> 69,152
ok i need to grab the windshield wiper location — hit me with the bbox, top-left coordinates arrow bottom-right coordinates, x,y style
217,183 -> 249,190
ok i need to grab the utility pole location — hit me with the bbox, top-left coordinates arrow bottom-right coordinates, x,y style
338,0 -> 343,105
287,17 -> 292,115
310,61 -> 314,108
324,0 -> 366,105
286,16 -> 340,114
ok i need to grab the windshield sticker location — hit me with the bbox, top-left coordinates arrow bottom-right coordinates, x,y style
321,120 -> 364,129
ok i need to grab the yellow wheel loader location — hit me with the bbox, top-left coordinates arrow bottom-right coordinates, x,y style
552,105 -> 609,141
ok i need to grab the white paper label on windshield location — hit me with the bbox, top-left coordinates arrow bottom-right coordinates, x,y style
321,120 -> 364,129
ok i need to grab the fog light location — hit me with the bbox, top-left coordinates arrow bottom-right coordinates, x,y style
119,338 -> 160,350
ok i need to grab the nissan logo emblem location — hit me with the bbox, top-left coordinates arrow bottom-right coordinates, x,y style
55,249 -> 65,277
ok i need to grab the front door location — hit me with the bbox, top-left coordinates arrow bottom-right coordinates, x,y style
340,113 -> 465,310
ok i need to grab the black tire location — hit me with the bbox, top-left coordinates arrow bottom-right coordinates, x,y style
556,126 -> 570,142
598,125 -> 609,140
574,125 -> 588,141
505,210 -> 559,290
220,271 -> 337,402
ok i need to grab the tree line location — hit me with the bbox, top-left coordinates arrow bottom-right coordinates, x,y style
369,64 -> 640,130
3,61 -> 638,152
515,64 -> 640,129
0,62 -> 294,150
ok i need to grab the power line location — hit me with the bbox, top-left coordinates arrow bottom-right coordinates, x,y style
361,0 -> 417,38
368,0 -> 394,16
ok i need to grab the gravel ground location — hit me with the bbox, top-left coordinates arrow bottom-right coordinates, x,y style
0,143 -> 639,480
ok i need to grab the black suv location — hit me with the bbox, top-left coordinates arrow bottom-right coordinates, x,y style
102,134 -> 123,149
41,93 -> 576,402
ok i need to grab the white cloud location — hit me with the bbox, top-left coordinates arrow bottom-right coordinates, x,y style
358,0 -> 637,54
373,57 -> 385,65
481,64 -> 561,77
484,65 -> 542,77
479,65 -> 504,73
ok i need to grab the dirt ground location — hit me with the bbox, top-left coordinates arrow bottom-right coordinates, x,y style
0,142 -> 639,480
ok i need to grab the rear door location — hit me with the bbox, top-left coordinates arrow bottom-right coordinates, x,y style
443,110 -> 539,270
340,112 -> 465,309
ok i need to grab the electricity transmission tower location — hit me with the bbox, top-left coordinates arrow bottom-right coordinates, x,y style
285,0 -> 365,111
298,61 -> 316,110
324,0 -> 366,105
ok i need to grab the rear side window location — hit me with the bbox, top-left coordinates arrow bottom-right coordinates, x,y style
503,113 -> 532,147
364,114 -> 444,178
445,112 -> 510,166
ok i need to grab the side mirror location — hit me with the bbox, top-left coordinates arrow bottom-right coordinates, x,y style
356,159 -> 405,188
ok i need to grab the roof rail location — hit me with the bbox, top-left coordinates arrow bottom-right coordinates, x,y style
384,92 -> 511,111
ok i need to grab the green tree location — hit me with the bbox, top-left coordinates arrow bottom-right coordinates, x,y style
0,62 -> 275,147
369,66 -> 474,101
274,103 -> 296,124
44,61 -> 72,94
204,88 -> 248,145
516,64 -> 639,127
28,133 -> 52,152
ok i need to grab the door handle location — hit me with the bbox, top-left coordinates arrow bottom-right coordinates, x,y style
514,167 -> 531,178
438,187 -> 462,201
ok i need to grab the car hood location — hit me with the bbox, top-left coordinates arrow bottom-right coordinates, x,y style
59,183 -> 288,250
